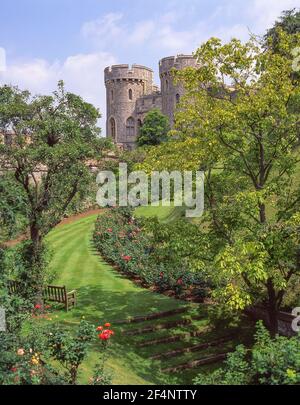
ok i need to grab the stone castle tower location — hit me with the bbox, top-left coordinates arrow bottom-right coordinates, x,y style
104,55 -> 198,150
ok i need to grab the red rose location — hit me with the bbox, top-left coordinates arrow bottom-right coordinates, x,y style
99,331 -> 110,340
98,329 -> 114,340
104,323 -> 111,327
96,326 -> 103,331
177,278 -> 184,286
34,304 -> 41,310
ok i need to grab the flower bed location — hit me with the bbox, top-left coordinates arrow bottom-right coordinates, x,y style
93,207 -> 209,299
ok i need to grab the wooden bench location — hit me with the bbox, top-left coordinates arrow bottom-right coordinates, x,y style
43,285 -> 77,312
7,280 -> 77,312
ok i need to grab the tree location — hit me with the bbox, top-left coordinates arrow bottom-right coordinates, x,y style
265,8 -> 300,51
0,81 -> 110,301
137,109 -> 170,147
140,30 -> 300,335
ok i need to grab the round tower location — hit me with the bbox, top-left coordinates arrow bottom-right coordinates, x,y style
159,55 -> 199,126
104,64 -> 154,149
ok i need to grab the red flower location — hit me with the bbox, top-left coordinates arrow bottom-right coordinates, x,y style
122,255 -> 132,262
96,326 -> 103,331
11,367 -> 18,373
98,329 -> 114,340
104,323 -> 111,327
107,228 -> 113,233
159,272 -> 164,279
177,278 -> 184,286
34,304 -> 41,310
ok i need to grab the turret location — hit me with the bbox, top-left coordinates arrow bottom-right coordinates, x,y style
104,64 -> 154,149
159,55 -> 199,126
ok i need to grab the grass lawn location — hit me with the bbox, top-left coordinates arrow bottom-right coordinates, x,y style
45,207 -> 252,384
46,213 -> 195,384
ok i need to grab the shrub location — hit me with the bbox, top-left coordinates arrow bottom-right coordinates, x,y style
194,321 -> 300,385
93,208 -> 210,298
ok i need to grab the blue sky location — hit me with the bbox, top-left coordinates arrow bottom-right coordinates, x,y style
0,0 -> 299,132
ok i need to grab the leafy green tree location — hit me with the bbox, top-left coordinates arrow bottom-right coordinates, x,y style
194,322 -> 300,385
137,109 -> 170,147
0,81 -> 110,301
265,8 -> 300,51
140,30 -> 300,335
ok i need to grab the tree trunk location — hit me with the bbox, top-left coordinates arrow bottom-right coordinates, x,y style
259,203 -> 266,224
267,280 -> 279,337
268,304 -> 279,338
29,222 -> 44,308
70,366 -> 78,385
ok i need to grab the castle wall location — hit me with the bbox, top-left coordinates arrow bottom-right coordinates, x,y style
135,93 -> 162,122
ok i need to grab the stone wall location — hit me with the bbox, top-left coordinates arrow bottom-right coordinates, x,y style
245,306 -> 297,337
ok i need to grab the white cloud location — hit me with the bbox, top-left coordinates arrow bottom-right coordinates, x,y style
128,21 -> 156,45
0,47 -> 6,72
247,0 -> 300,32
81,13 -> 124,47
0,51 -> 116,133
81,2 -> 300,56
81,11 -> 203,54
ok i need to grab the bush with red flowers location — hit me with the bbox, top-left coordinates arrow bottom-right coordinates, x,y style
93,207 -> 210,299
90,322 -> 114,385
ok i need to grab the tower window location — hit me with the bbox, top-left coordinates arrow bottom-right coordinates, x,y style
129,89 -> 133,100
111,90 -> 114,101
176,93 -> 180,104
126,117 -> 135,137
166,79 -> 169,91
110,117 -> 116,141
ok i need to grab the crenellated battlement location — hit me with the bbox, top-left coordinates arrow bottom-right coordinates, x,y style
104,64 -> 153,83
159,55 -> 198,77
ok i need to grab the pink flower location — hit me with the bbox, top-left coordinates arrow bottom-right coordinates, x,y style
17,348 -> 25,356
107,228 -> 113,233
